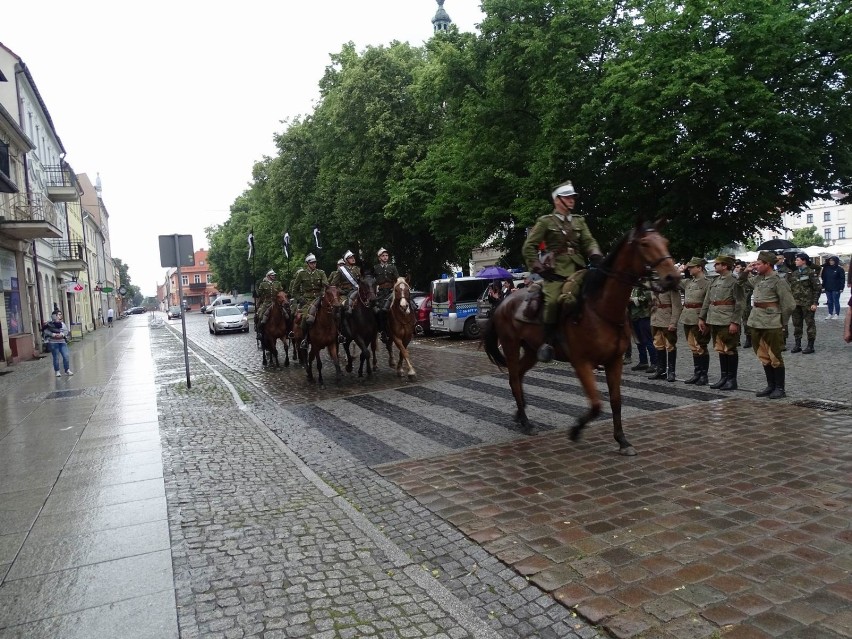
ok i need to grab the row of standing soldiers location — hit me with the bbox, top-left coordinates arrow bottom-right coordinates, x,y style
639,250 -> 818,399
255,248 -> 400,346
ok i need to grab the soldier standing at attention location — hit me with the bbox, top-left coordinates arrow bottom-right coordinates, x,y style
734,260 -> 753,348
739,251 -> 796,398
256,270 -> 283,332
522,181 -> 603,363
788,252 -> 821,354
329,250 -> 361,314
647,285 -> 683,382
290,254 -> 329,349
679,257 -> 711,386
374,248 -> 400,340
699,255 -> 745,390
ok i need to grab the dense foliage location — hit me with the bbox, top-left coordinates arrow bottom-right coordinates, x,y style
208,0 -> 850,292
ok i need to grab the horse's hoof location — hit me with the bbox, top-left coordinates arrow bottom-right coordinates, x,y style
619,446 -> 637,456
569,426 -> 582,442
284,362 -> 289,368
407,373 -> 416,380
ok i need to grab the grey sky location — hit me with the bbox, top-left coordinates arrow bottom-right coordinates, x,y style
3,0 -> 483,295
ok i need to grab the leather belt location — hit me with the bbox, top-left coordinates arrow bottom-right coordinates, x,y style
656,304 -> 672,309
683,303 -> 702,308
555,247 -> 577,255
711,300 -> 735,306
753,301 -> 779,308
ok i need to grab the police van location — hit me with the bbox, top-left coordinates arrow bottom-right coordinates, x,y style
429,276 -> 490,339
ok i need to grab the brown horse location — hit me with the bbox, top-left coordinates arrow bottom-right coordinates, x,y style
259,291 -> 294,368
302,285 -> 343,385
385,277 -> 417,379
482,219 -> 681,455
341,274 -> 379,377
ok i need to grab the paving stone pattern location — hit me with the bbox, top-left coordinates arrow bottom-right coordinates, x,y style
376,399 -> 852,639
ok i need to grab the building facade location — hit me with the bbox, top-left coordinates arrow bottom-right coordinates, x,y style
757,192 -> 850,248
166,249 -> 218,311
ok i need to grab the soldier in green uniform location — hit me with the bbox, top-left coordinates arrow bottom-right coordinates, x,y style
329,250 -> 361,314
373,248 -> 400,341
290,253 -> 329,349
256,270 -> 284,332
699,255 -> 745,390
739,251 -> 796,398
734,260 -> 753,348
679,257 -> 711,386
788,252 -> 821,354
522,181 -> 603,363
647,287 -> 683,381
775,251 -> 793,349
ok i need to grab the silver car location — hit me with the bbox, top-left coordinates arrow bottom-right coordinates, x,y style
208,306 -> 249,334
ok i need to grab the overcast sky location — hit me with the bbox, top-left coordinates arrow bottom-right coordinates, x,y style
3,0 -> 483,296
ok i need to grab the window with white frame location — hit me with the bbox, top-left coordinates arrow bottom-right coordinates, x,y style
824,228 -> 831,241
839,227 -> 846,240
806,213 -> 813,224
181,275 -> 188,285
194,274 -> 201,284
207,274 -> 213,283
824,211 -> 831,222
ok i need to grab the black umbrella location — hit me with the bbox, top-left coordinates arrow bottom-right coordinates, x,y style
756,238 -> 797,251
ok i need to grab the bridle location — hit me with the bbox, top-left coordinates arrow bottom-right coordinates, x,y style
593,228 -> 674,287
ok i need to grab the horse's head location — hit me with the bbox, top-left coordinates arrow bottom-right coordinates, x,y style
323,285 -> 341,308
275,290 -> 289,306
359,274 -> 377,306
630,219 -> 681,292
393,277 -> 412,313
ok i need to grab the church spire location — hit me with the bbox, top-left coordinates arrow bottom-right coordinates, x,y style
432,0 -> 451,33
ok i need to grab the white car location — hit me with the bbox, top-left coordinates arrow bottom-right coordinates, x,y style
208,305 -> 249,334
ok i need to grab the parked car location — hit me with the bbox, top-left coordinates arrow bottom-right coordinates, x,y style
208,305 -> 249,334
206,295 -> 234,313
128,306 -> 147,315
413,293 -> 432,336
199,305 -> 207,313
167,305 -> 182,319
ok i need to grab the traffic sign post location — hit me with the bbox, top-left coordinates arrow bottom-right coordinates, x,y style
158,234 -> 194,389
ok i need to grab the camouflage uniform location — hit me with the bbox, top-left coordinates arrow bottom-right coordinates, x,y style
699,262 -> 745,390
787,263 -> 821,353
679,262 -> 710,385
738,251 -> 796,398
647,288 -> 682,382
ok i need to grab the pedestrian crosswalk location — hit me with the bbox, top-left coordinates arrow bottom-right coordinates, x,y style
282,368 -> 727,466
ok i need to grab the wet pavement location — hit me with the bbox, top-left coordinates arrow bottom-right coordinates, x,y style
0,304 -> 848,638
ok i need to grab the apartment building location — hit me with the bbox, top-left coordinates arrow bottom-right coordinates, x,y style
166,249 -> 218,311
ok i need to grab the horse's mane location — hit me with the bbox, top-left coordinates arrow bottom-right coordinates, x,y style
582,229 -> 635,299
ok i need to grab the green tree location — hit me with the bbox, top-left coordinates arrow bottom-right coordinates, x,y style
113,258 -> 141,305
791,226 -> 824,248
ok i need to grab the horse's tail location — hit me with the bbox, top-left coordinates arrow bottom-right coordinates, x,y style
481,313 -> 507,368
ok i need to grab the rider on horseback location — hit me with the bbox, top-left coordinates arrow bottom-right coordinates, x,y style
522,180 -> 603,363
374,248 -> 399,342
290,254 -> 328,350
256,270 -> 283,333
329,251 -> 360,315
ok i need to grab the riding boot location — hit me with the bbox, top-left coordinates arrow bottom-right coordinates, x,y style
695,352 -> 710,386
666,349 -> 677,382
647,350 -> 667,379
709,354 -> 728,389
538,323 -> 557,363
683,354 -> 700,384
769,367 -> 786,399
743,331 -> 752,349
791,337 -> 802,353
630,360 -> 648,371
756,365 -> 775,397
720,353 -> 738,390
801,339 -> 815,354
300,326 -> 310,351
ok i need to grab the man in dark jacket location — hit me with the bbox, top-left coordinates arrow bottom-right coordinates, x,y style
820,256 -> 845,320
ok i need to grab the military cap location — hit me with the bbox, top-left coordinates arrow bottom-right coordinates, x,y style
377,247 -> 389,257
551,181 -> 578,199
795,252 -> 811,265
305,253 -> 317,263
757,250 -> 776,264
265,269 -> 276,277
343,250 -> 355,260
714,255 -> 735,268
685,256 -> 707,268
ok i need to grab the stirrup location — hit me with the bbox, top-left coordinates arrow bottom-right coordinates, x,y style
537,343 -> 554,363
338,334 -> 346,343
299,339 -> 308,350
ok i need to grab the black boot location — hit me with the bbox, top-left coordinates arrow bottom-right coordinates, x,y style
538,324 -> 556,363
720,353 -> 738,390
801,339 -> 815,354
791,337 -> 802,353
743,331 -> 752,349
647,350 -> 667,379
300,324 -> 310,350
756,365 -> 775,397
769,367 -> 786,399
631,361 -> 648,371
683,354 -> 701,384
695,353 -> 710,386
666,349 -> 677,382
709,354 -> 728,389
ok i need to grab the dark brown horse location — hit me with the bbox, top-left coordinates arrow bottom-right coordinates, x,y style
482,219 -> 681,455
260,291 -> 293,368
341,274 -> 379,377
302,285 -> 343,385
385,277 -> 417,379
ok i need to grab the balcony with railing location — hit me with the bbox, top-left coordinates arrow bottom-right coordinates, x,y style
0,193 -> 63,239
52,236 -> 87,277
188,282 -> 207,291
44,165 -> 80,203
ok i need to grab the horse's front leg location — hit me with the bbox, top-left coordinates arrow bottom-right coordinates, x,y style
394,339 -> 415,379
604,361 -> 634,455
503,336 -> 535,434
327,343 -> 343,379
305,349 -> 316,383
343,339 -> 354,373
569,363 -> 603,442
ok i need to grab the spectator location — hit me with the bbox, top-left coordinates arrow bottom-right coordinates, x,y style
43,311 -> 72,377
487,282 -> 503,308
820,256 -> 845,320
628,283 -> 656,372
107,307 -> 114,328
788,252 -> 821,354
